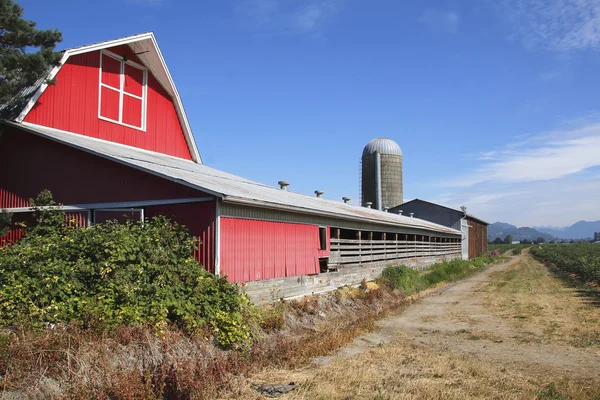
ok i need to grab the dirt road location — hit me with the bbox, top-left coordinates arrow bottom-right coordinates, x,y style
249,253 -> 600,399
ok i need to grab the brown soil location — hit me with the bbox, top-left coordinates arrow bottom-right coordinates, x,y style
242,253 -> 600,399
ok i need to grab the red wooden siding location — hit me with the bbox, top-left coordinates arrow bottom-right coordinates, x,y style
145,202 -> 216,273
220,218 -> 329,283
1,211 -> 89,246
0,127 -> 205,209
24,45 -> 193,160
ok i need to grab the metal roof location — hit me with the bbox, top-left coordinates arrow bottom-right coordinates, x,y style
362,137 -> 403,157
398,199 -> 490,226
4,121 -> 461,236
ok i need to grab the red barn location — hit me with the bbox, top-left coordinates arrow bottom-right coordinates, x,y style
0,33 -> 462,301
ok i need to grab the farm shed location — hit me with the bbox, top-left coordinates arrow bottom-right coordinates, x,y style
0,33 -> 462,301
389,199 -> 489,260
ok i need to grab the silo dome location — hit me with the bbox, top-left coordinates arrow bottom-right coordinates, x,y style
361,137 -> 403,210
362,138 -> 403,157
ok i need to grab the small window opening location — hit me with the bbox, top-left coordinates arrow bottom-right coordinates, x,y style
319,227 -> 327,250
319,258 -> 329,273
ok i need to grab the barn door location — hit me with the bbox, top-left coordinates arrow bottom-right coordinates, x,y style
461,219 -> 469,260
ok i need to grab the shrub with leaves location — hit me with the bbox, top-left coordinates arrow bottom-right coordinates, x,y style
0,191 -> 258,349
0,209 -> 12,236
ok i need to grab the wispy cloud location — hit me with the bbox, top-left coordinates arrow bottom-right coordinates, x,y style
493,0 -> 600,51
419,9 -> 460,34
237,0 -> 343,33
436,117 -> 600,226
538,70 -> 562,81
448,120 -> 600,187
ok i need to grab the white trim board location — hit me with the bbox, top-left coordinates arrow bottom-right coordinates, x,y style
13,32 -> 202,164
4,197 -> 214,213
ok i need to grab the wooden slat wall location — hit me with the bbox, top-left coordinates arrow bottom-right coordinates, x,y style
329,237 -> 461,266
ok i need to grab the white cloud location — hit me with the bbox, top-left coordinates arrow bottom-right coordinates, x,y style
446,121 -> 600,187
419,9 -> 460,34
493,0 -> 600,51
237,0 -> 343,33
436,175 -> 600,226
437,118 -> 600,226
295,1 -> 340,32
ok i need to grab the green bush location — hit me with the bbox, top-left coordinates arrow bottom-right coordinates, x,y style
379,265 -> 425,294
0,191 -> 257,349
379,256 -> 496,293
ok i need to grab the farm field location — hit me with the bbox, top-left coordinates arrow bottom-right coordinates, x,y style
530,243 -> 600,283
238,251 -> 600,399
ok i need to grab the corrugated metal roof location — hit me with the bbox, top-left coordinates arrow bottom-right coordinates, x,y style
398,199 -> 490,226
362,137 -> 403,157
4,121 -> 461,236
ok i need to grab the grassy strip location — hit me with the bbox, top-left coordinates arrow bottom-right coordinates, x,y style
378,255 -> 498,294
488,243 -> 530,254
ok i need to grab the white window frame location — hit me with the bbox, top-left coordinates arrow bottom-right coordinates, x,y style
98,49 -> 148,131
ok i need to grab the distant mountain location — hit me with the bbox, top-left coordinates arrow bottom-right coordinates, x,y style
488,222 -> 555,242
534,220 -> 600,240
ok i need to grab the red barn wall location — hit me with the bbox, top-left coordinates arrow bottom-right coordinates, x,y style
220,218 -> 329,283
0,127 -> 203,209
1,211 -> 89,246
145,202 -> 216,273
24,45 -> 193,160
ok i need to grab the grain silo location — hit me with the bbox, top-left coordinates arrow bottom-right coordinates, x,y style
361,138 -> 403,210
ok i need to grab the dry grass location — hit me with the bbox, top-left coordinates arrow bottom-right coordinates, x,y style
0,287 -> 414,399
233,254 -> 600,400
244,332 -> 600,400
484,255 -> 600,347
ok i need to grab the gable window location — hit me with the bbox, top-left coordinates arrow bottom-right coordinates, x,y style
98,50 -> 147,130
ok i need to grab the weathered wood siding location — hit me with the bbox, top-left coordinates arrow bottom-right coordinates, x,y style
467,217 -> 488,259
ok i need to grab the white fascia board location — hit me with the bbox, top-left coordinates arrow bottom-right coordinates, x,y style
15,52 -> 70,123
15,32 -> 202,165
65,32 -> 155,56
5,197 -> 214,213
148,34 -> 202,164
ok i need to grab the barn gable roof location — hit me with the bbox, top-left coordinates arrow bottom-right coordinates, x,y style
3,120 -> 461,236
1,33 -> 201,164
396,199 -> 490,226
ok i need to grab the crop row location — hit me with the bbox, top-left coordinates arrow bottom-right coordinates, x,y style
530,244 -> 600,283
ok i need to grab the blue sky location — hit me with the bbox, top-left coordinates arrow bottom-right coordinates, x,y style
20,0 -> 600,227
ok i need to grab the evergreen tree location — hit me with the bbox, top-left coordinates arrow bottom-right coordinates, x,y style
0,0 -> 62,113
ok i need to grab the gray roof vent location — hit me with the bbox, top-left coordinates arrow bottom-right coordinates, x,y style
342,197 -> 351,203
366,202 -> 372,209
314,190 -> 324,198
397,210 -> 403,215
409,212 -> 414,218
278,181 -> 290,190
